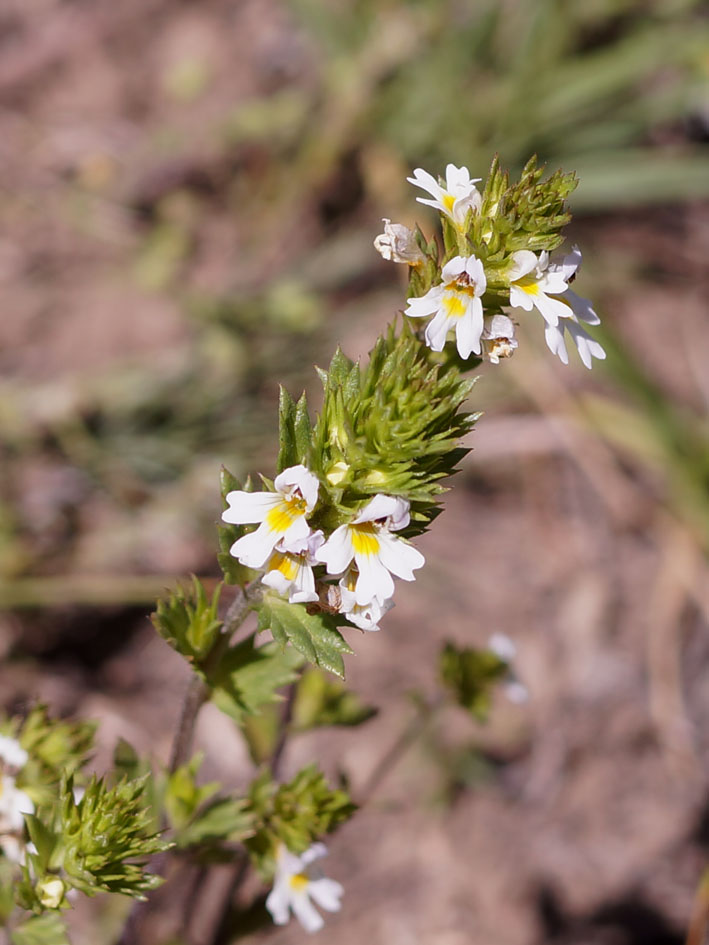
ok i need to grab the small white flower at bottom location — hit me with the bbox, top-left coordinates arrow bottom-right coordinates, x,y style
373,219 -> 425,265
266,842 -> 343,933
262,531 -> 325,604
316,495 -> 424,606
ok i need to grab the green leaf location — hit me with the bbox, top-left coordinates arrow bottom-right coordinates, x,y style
176,796 -> 255,848
164,756 -> 220,831
294,392 -> 312,463
151,577 -> 223,667
293,668 -> 377,730
277,385 -> 298,472
211,634 -> 303,724
23,816 -> 58,873
257,593 -> 352,679
439,642 -> 508,721
113,738 -> 143,782
11,913 -> 69,945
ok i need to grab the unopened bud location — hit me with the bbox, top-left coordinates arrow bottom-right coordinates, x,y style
37,876 -> 65,909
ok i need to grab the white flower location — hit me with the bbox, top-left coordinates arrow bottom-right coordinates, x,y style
0,773 -> 34,862
316,495 -> 424,606
265,842 -> 343,934
507,250 -> 571,326
262,531 -> 325,604
488,633 -> 529,704
0,736 -> 28,772
373,219 -> 425,265
405,255 -> 487,359
407,164 -> 482,227
509,246 -> 606,368
222,465 -> 319,569
481,313 -> 518,364
338,567 -> 393,631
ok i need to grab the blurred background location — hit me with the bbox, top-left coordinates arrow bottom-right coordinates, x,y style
1,0 -> 709,942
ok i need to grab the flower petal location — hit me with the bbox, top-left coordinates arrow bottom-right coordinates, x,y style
464,255 -> 487,295
308,877 -> 344,914
441,255 -> 467,283
406,168 -> 443,200
564,288 -> 600,325
376,533 -> 425,581
544,323 -> 569,364
354,552 -> 395,606
229,524 -> 279,569
222,491 -> 280,525
424,310 -> 452,352
455,299 -> 484,358
354,494 -> 409,527
265,880 -> 291,926
507,250 -> 537,281
316,525 -> 354,575
508,285 -> 535,312
291,891 -> 325,933
273,465 -> 320,512
404,286 -> 443,318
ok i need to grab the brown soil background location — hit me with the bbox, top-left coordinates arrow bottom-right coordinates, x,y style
1,2 -> 708,944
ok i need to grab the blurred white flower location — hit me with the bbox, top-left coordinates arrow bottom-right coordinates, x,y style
222,465 -> 319,569
488,633 -> 529,704
266,842 -> 343,933
407,164 -> 482,227
0,735 -> 28,772
374,219 -> 425,265
0,773 -> 34,862
405,255 -> 487,359
508,250 -> 571,326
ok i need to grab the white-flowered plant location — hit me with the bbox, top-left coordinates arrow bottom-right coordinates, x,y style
1,156 -> 608,942
265,842 -> 343,933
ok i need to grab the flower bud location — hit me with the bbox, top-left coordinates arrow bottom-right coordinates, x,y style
37,876 -> 65,909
